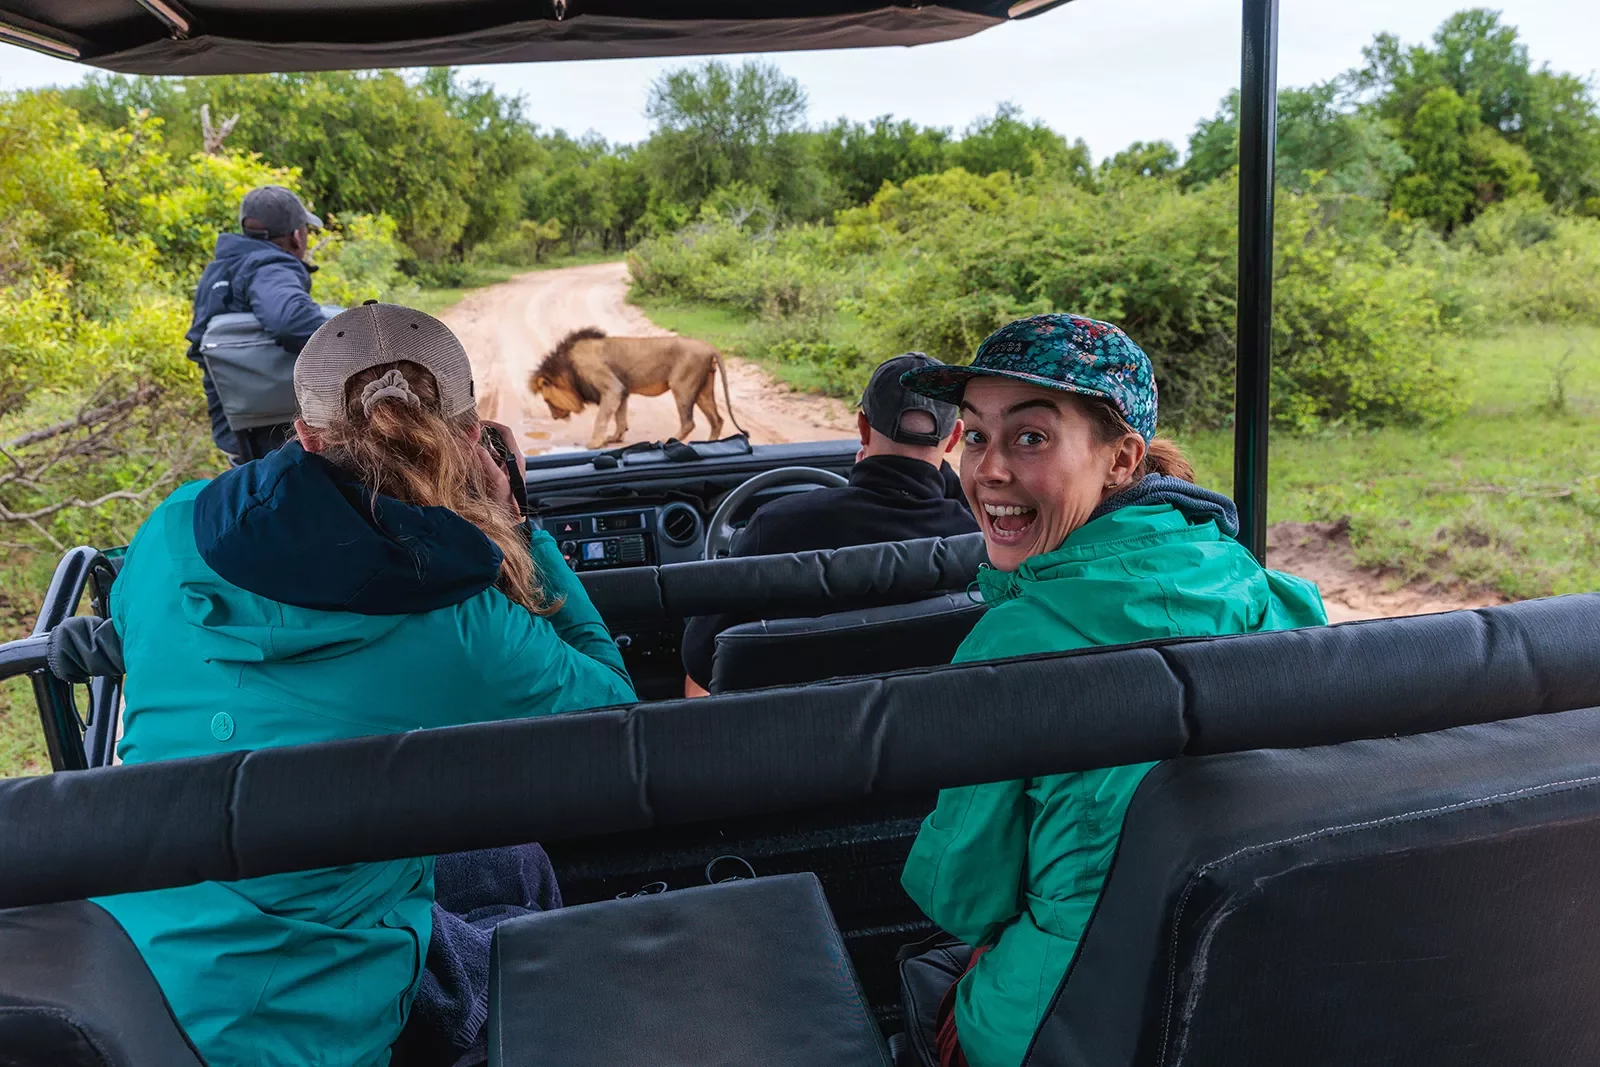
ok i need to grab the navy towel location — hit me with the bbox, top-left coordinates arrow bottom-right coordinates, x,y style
391,844 -> 563,1067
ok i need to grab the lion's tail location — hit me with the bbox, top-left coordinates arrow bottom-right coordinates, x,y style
712,348 -> 747,440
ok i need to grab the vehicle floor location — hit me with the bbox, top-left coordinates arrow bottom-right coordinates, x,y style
438,261 -> 854,452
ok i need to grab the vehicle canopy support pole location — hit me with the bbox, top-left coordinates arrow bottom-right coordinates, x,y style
1233,0 -> 1279,562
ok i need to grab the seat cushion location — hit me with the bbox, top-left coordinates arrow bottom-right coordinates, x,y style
488,873 -> 891,1067
711,592 -> 986,693
0,900 -> 204,1067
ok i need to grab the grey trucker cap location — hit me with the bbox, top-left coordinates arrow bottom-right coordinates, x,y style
239,184 -> 322,239
859,353 -> 960,446
294,303 -> 476,428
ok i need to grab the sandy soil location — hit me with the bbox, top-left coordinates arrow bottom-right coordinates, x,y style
438,261 -> 854,452
1267,520 -> 1506,623
439,261 -> 1504,623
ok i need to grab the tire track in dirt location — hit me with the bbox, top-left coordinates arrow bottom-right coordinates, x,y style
438,261 -> 854,452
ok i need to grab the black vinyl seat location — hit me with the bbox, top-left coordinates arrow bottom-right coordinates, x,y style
710,592 -> 986,693
898,700 -> 1600,1067
488,873 -> 891,1066
0,900 -> 204,1067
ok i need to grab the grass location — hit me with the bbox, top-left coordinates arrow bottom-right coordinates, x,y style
0,548 -> 58,779
1181,325 -> 1600,598
411,250 -> 622,317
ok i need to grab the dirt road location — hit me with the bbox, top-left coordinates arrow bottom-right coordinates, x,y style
439,261 -> 854,452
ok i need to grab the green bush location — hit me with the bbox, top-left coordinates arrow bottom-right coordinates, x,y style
854,172 -> 1465,429
633,165 -> 1474,431
1456,198 -> 1600,324
314,213 -> 418,307
0,91 -> 413,558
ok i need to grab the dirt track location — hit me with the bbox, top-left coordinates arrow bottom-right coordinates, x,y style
440,261 -> 1502,622
439,261 -> 854,452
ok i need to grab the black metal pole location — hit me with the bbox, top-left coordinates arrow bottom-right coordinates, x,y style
1233,0 -> 1279,562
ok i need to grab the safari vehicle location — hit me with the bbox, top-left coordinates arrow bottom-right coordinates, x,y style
3,3 -> 1600,1067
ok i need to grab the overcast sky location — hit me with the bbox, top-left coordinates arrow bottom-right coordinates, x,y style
3,1 -> 1595,160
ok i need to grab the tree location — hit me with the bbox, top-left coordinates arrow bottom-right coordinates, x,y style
1358,9 -> 1600,211
642,60 -> 822,219
1390,85 -> 1538,231
1184,83 -> 1411,198
947,103 -> 1093,186
814,116 -> 951,205
420,68 -> 540,253
1101,140 -> 1180,181
63,71 -> 540,263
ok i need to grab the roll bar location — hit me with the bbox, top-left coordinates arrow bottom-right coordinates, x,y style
1,595 -> 1595,910
1233,0 -> 1280,560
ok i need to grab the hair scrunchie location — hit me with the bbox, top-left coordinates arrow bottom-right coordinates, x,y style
360,369 -> 421,417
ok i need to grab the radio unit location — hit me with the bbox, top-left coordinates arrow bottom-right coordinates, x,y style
542,509 -> 657,571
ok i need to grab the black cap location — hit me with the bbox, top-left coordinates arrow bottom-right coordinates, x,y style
859,353 -> 960,446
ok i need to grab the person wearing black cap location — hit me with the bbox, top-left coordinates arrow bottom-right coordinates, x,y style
184,184 -> 330,462
680,352 -> 978,694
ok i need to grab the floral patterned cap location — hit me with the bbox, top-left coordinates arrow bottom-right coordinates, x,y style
900,314 -> 1158,441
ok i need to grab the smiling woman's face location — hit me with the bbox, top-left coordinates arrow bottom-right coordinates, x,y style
959,377 -> 1145,572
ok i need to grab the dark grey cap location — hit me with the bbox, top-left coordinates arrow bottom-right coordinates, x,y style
239,184 -> 322,239
859,353 -> 960,446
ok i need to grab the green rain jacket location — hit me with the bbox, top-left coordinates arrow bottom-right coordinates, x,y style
902,500 -> 1327,1067
92,443 -> 636,1067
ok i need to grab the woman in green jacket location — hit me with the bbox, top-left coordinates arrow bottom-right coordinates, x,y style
93,304 -> 636,1066
899,314 -> 1327,1067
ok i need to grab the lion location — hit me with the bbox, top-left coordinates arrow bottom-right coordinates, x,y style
529,327 -> 742,450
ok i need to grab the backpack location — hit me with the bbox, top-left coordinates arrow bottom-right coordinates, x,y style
198,307 -> 342,430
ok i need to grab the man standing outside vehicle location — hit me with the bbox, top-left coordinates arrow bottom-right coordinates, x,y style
186,185 -> 328,462
680,352 -> 979,694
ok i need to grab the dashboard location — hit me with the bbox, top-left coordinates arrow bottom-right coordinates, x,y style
535,502 -> 705,572
520,437 -> 859,698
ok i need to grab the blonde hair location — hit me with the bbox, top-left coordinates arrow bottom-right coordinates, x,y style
318,360 -> 554,615
1078,396 -> 1196,483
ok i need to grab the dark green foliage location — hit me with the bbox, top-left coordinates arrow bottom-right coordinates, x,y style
1184,83 -> 1412,199
815,116 -> 952,205
1358,8 -> 1600,215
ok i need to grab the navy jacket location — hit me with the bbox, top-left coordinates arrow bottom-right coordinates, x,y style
187,233 -> 326,454
681,454 -> 978,689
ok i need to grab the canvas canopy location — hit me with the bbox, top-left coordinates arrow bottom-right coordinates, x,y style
0,0 -> 1067,74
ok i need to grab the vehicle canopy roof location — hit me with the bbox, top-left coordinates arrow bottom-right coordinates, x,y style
0,0 -> 1068,74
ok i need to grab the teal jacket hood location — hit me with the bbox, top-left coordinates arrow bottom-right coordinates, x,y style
194,440 -> 504,616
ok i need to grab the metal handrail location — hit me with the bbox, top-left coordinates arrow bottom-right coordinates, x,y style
0,635 -> 50,680
27,547 -> 121,772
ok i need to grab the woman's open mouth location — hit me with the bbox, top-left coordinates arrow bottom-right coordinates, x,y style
982,502 -> 1037,545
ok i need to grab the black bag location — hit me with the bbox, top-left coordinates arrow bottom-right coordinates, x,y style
198,306 -> 341,430
896,934 -> 973,1067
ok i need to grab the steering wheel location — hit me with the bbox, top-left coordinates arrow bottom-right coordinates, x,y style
703,466 -> 848,560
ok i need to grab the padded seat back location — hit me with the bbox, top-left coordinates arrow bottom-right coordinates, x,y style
1030,702 -> 1600,1067
0,900 -> 204,1067
710,592 -> 986,693
488,873 -> 890,1066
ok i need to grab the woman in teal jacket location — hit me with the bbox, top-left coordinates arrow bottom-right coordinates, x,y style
94,304 -> 636,1067
899,315 -> 1327,1067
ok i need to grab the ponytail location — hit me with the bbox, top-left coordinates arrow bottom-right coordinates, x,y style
1138,437 -> 1195,482
1077,396 -> 1196,483
318,360 -> 554,615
